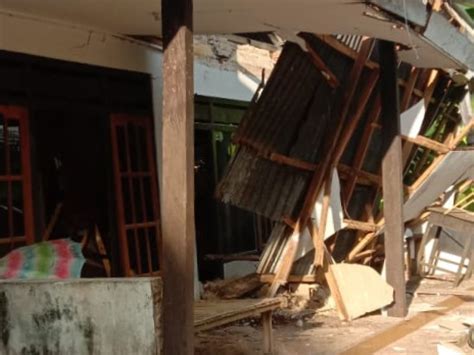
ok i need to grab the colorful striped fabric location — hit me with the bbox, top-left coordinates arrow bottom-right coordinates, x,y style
0,239 -> 85,279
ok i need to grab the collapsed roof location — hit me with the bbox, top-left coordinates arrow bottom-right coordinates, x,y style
216,33 -> 473,285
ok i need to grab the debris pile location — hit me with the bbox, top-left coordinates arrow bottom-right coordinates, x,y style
215,34 -> 473,320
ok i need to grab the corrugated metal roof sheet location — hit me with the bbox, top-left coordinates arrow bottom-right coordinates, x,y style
216,36 -> 354,221
216,34 -> 467,278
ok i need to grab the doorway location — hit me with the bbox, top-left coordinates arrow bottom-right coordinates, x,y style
0,50 -> 159,276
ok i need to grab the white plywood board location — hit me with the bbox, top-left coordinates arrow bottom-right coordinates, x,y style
294,170 -> 346,261
330,263 -> 393,320
400,99 -> 426,138
312,169 -> 346,240
459,91 -> 473,126
404,151 -> 474,222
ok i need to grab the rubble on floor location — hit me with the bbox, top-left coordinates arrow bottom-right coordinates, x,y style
196,278 -> 474,354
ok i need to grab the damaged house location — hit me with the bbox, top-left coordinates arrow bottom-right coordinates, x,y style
0,0 -> 473,354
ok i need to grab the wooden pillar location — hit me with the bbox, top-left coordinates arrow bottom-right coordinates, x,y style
379,41 -> 407,317
161,0 -> 195,354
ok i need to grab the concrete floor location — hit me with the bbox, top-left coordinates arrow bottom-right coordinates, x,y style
195,278 -> 473,354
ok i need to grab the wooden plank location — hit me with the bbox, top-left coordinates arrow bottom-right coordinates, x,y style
340,290 -> 471,355
432,0 -> 443,11
332,59 -> 379,164
305,41 -> 340,88
194,298 -> 282,332
338,163 -> 381,186
411,289 -> 474,298
428,207 -> 474,235
237,137 -> 318,171
343,94 -> 381,202
401,135 -> 450,154
267,222 -> 301,296
347,232 -> 377,262
259,274 -> 321,284
408,153 -> 445,193
317,35 -> 379,70
161,0 -> 195,353
269,152 -> 317,171
380,40 -> 407,318
323,246 -> 350,320
262,311 -> 273,355
343,219 -> 378,232
338,164 -> 411,193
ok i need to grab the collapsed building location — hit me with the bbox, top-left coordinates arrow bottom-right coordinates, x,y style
216,33 -> 473,319
0,0 -> 473,354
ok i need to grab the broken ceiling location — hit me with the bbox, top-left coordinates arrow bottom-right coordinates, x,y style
0,0 -> 473,69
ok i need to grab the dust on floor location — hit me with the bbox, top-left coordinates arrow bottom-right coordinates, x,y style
195,278 -> 473,354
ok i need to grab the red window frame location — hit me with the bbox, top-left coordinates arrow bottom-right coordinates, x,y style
110,114 -> 162,276
0,106 -> 34,250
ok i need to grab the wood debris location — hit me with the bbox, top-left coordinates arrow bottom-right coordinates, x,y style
202,273 -> 263,300
215,33 -> 474,320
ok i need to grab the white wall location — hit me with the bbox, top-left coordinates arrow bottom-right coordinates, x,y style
0,278 -> 162,354
0,9 -> 259,183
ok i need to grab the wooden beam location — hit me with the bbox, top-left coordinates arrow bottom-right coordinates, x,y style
259,274 -> 321,284
332,46 -> 378,164
305,41 -> 340,88
317,35 -> 379,70
428,207 -> 474,235
347,231 -> 377,262
400,67 -> 420,110
380,41 -> 407,318
161,0 -> 195,353
408,153 -> 446,193
236,137 -> 318,171
342,94 -> 381,202
323,246 -> 350,320
343,219 -> 378,232
269,152 -> 318,171
401,135 -> 450,154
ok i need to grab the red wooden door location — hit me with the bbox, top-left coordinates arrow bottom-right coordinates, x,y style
0,106 -> 34,252
110,114 -> 161,276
